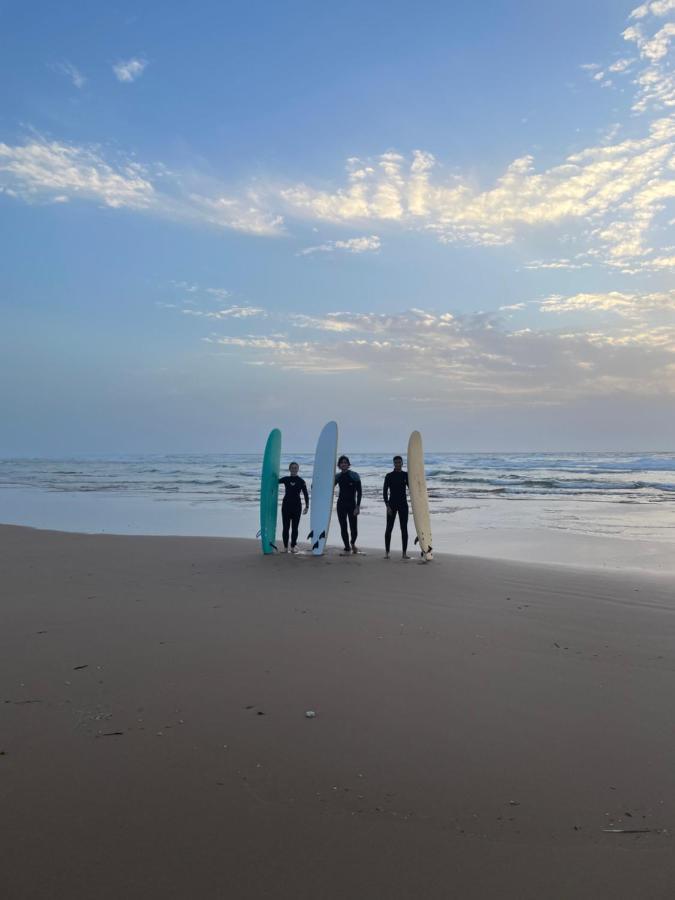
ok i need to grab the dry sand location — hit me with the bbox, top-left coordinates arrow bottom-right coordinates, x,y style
2,524 -> 675,899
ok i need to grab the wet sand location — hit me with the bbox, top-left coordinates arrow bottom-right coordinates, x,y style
2,524 -> 675,899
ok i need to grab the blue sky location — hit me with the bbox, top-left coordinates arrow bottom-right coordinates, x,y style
1,0 -> 675,453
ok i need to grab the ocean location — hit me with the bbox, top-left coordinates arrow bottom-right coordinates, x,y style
2,452 -> 674,569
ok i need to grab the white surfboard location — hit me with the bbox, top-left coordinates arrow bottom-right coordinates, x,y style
407,430 -> 433,560
308,421 -> 338,556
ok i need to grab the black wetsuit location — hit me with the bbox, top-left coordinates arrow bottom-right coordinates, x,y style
278,476 -> 309,548
383,470 -> 409,554
335,470 -> 362,550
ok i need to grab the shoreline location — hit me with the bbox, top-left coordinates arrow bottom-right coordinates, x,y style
2,513 -> 675,576
3,524 -> 675,899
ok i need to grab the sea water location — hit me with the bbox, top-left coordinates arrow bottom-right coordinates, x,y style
1,452 -> 674,570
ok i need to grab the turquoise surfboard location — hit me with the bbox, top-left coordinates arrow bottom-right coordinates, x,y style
260,428 -> 281,554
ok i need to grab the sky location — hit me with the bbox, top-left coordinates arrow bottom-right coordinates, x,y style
1,0 -> 675,454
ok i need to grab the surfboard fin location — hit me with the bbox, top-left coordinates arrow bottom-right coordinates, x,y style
307,530 -> 314,540
319,530 -> 325,540
270,542 -> 278,552
414,536 -> 419,545
256,529 -> 261,538
312,540 -> 319,550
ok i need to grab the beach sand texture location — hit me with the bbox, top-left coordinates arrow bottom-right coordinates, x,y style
2,524 -> 675,899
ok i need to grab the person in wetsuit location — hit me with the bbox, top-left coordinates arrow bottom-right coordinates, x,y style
383,455 -> 410,559
335,455 -> 362,554
278,462 -> 309,552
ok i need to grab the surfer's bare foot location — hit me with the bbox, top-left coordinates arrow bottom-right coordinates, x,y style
351,545 -> 358,554
290,546 -> 298,554
340,550 -> 351,556
402,553 -> 410,560
384,552 -> 390,559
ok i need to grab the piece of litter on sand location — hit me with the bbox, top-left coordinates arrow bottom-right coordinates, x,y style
602,828 -> 653,834
99,731 -> 124,737
305,710 -> 316,718
73,665 -> 88,670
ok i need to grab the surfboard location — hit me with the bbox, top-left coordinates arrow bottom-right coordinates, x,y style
407,430 -> 433,560
260,428 -> 281,554
308,421 -> 338,556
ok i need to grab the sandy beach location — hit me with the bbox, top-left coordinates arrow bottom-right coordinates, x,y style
3,523 -> 675,899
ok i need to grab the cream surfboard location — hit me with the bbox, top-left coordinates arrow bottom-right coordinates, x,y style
407,430 -> 433,560
308,421 -> 338,556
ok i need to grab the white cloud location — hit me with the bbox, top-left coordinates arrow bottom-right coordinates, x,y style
608,57 -> 636,73
298,234 -> 381,255
0,136 -> 284,236
522,258 -> 592,270
0,139 -> 154,208
289,314 -> 359,332
5,0 -> 675,267
113,58 -> 148,83
196,304 -> 675,400
623,10 -> 675,114
280,116 -> 675,268
540,290 -> 675,316
630,0 -> 675,19
183,305 -> 266,319
52,61 -> 86,89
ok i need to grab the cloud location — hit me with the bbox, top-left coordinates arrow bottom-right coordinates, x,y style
622,6 -> 675,114
183,306 -> 266,319
280,116 -> 675,269
0,136 -> 284,236
52,61 -> 86,89
298,234 -> 381,255
289,314 -> 360,332
630,0 -> 675,19
0,139 -> 154,208
4,0 -> 674,267
195,304 -> 675,401
539,290 -> 675,317
113,58 -> 148,83
608,57 -> 636,73
522,258 -> 593,270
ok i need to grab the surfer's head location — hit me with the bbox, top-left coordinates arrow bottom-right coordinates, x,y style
337,455 -> 350,471
393,455 -> 403,471
289,462 -> 299,476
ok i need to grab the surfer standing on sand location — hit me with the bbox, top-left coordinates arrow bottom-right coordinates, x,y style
335,455 -> 362,555
278,462 -> 309,553
383,455 -> 410,560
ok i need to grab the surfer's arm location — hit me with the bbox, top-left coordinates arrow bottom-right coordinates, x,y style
301,479 -> 309,512
383,474 -> 392,513
355,475 -> 362,508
